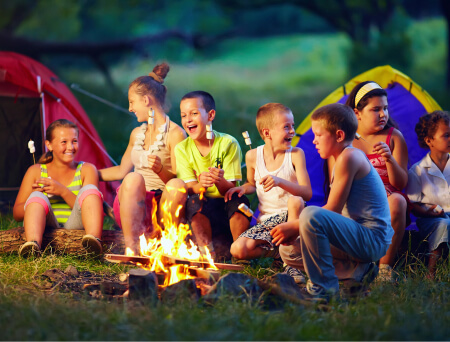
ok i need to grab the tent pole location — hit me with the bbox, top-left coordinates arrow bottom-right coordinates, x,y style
70,84 -> 133,117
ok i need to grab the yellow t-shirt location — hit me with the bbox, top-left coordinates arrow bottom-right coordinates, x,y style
175,131 -> 242,198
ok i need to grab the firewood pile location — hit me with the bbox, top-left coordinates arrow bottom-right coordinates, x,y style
31,265 -> 323,309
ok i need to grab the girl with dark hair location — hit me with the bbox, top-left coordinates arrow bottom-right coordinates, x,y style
345,81 -> 409,282
13,119 -> 104,257
406,111 -> 450,278
98,63 -> 186,255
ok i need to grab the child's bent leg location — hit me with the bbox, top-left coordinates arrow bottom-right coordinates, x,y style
191,213 -> 213,248
23,192 -> 56,247
78,185 -> 103,239
119,173 -> 147,253
379,193 -> 407,267
230,237 -> 267,260
230,212 -> 251,241
225,193 -> 251,240
287,196 -> 304,222
299,206 -> 387,292
158,178 -> 188,228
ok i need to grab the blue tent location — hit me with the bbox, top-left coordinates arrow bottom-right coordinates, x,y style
293,65 -> 442,206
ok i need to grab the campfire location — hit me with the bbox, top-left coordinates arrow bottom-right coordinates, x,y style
105,190 -> 242,288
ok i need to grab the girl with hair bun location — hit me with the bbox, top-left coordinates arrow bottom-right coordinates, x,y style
344,81 -> 409,282
406,111 -> 450,278
99,62 -> 186,255
13,119 -> 104,257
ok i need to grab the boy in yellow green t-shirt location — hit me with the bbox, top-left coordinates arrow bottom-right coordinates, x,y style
174,91 -> 251,258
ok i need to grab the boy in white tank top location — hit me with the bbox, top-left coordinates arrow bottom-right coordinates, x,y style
225,103 -> 312,273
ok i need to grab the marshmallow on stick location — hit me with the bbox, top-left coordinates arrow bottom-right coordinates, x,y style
28,139 -> 36,164
206,123 -> 213,167
238,203 -> 259,222
355,132 -> 368,143
148,108 -> 155,125
242,131 -> 252,149
206,123 -> 213,140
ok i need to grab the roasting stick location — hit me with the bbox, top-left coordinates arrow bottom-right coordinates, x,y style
206,123 -> 213,167
28,139 -> 36,164
242,131 -> 261,180
148,108 -> 155,146
355,132 -> 368,143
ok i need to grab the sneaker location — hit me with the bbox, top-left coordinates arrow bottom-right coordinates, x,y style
283,265 -> 306,284
81,235 -> 103,255
303,280 -> 338,304
18,241 -> 40,258
375,264 -> 394,283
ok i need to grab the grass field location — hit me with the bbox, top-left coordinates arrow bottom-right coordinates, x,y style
1,213 -> 450,340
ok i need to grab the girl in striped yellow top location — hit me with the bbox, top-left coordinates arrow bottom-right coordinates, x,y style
13,119 -> 104,257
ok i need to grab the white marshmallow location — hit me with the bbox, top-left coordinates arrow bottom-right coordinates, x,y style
206,131 -> 213,140
244,137 -> 252,146
206,124 -> 213,132
242,131 -> 249,139
28,140 -> 35,153
238,203 -> 253,217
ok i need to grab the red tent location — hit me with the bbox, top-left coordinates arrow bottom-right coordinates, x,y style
0,51 -> 117,204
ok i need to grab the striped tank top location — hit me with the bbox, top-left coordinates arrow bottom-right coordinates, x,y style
41,162 -> 84,223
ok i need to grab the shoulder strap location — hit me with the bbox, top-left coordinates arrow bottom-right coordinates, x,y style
386,127 -> 395,147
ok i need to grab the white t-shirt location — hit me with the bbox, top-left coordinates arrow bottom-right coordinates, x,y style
406,152 -> 450,212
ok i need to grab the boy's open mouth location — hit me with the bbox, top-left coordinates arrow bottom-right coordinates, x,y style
187,124 -> 197,134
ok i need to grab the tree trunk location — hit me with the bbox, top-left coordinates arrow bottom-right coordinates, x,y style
0,227 -> 125,255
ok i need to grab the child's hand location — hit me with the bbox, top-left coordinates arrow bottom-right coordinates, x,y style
224,186 -> 245,202
259,175 -> 280,192
270,222 -> 299,246
36,177 -> 64,196
198,171 -> 214,188
208,167 -> 224,185
372,142 -> 392,162
426,204 -> 445,217
31,180 -> 45,192
147,155 -> 163,174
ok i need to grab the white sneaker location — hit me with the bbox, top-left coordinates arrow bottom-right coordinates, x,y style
376,264 -> 395,283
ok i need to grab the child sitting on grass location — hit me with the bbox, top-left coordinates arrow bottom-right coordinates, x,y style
406,111 -> 450,279
13,119 -> 104,257
172,91 -> 251,259
225,103 -> 312,278
345,81 -> 409,282
278,103 -> 393,302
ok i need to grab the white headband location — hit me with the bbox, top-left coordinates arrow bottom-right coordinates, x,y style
354,82 -> 383,107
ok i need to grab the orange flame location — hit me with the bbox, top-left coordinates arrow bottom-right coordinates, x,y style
138,196 -> 217,286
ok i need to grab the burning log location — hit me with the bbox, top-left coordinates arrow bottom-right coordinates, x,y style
0,227 -> 125,254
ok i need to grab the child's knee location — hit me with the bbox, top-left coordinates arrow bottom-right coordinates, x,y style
121,172 -> 145,193
288,196 -> 304,212
299,206 -> 321,235
388,194 -> 407,217
230,238 -> 252,259
165,178 -> 188,202
24,192 -> 50,216
78,185 -> 103,207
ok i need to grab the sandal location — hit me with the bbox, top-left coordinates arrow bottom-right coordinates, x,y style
18,241 -> 41,258
81,234 -> 103,256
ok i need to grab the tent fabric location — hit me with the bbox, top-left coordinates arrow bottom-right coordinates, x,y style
293,65 -> 442,207
0,51 -> 117,203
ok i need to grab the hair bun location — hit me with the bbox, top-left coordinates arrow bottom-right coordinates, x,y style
149,62 -> 170,83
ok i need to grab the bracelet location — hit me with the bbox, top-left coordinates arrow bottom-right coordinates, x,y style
156,164 -> 163,174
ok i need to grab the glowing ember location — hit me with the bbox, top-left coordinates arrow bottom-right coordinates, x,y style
138,197 -> 217,286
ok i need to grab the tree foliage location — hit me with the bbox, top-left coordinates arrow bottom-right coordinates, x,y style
0,0 -> 447,85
